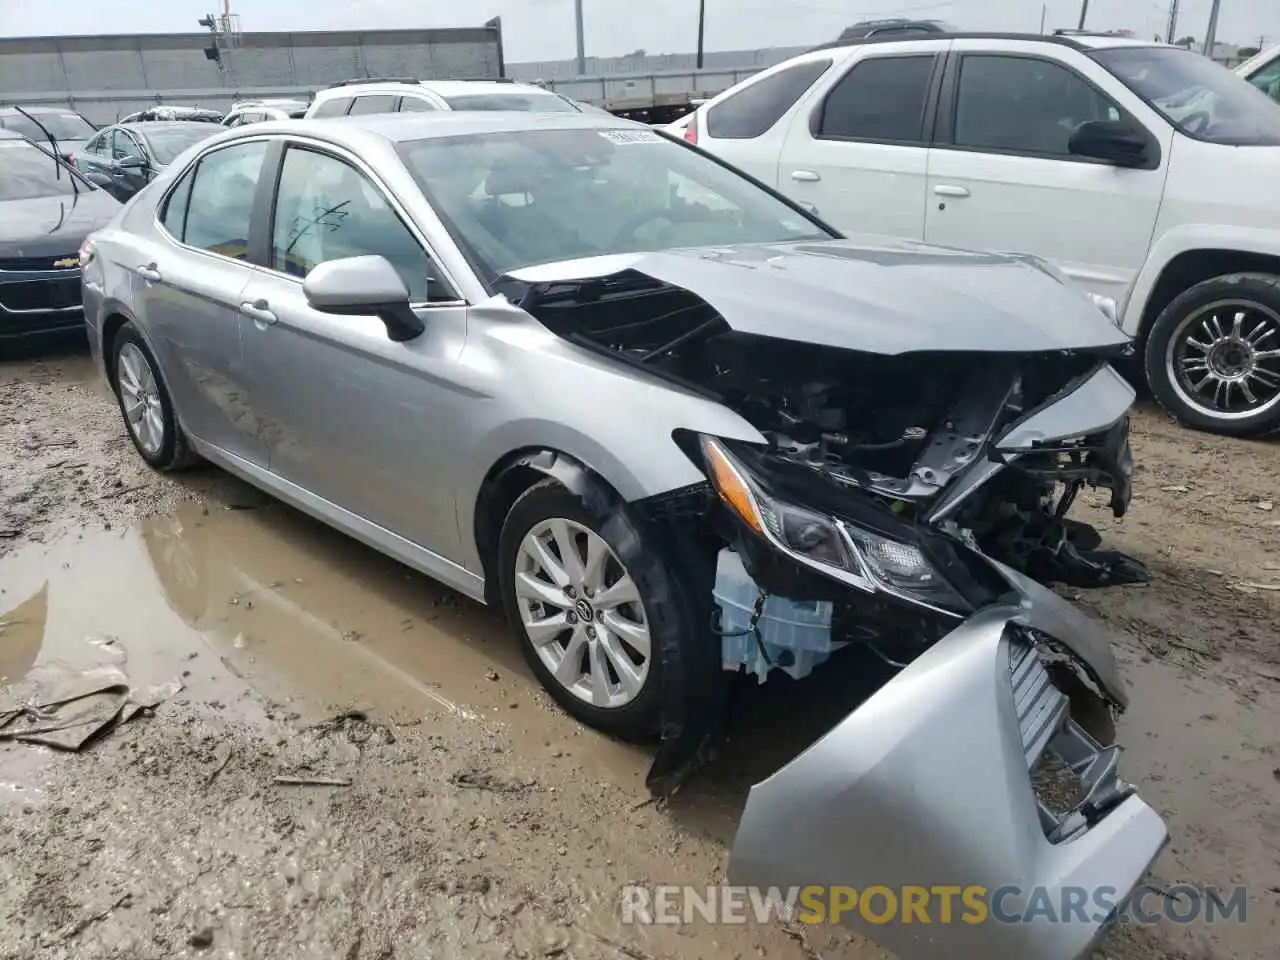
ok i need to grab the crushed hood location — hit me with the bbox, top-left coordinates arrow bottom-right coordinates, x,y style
503,236 -> 1132,356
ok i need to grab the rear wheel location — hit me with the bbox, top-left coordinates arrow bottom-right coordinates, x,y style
498,480 -> 675,740
111,323 -> 197,471
1144,273 -> 1280,436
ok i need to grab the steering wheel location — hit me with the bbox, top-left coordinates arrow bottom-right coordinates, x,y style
1181,111 -> 1212,135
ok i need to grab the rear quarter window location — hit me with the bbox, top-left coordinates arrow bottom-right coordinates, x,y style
311,96 -> 354,118
706,59 -> 833,139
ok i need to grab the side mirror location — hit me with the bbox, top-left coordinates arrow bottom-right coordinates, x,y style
116,155 -> 147,170
1068,120 -> 1149,167
302,255 -> 425,342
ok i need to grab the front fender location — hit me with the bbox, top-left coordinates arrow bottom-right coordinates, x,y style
1121,224 -> 1280,335
728,604 -> 1166,960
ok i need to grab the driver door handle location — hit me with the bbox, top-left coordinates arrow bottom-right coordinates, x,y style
933,184 -> 971,198
239,298 -> 277,326
790,169 -> 821,182
135,263 -> 162,283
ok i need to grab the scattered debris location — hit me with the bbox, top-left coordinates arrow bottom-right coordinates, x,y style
0,664 -> 182,751
189,926 -> 215,948
309,710 -> 395,746
341,630 -> 363,643
44,892 -> 132,945
272,776 -> 352,788
205,747 -> 233,785
1237,582 -> 1280,592
1161,484 -> 1189,493
484,668 -> 500,681
450,769 -> 528,793
1258,501 -> 1275,512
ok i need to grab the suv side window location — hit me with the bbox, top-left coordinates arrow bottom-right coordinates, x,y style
706,59 -> 832,139
398,95 -> 438,112
1247,56 -> 1280,101
349,95 -> 398,115
952,54 -> 1121,156
816,55 -> 936,142
311,96 -> 353,118
269,146 -> 450,302
114,130 -> 143,161
179,141 -> 269,259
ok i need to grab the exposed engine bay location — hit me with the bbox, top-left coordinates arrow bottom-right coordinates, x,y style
504,268 -> 1147,602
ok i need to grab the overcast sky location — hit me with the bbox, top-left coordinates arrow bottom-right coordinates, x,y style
1,0 -> 1275,62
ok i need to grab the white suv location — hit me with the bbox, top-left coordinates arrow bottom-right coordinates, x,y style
684,33 -> 1280,436
303,77 -> 594,119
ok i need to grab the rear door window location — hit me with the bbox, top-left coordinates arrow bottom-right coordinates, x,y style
706,59 -> 833,139
349,95 -> 398,116
398,96 -> 439,112
178,141 -> 269,260
816,55 -> 937,143
310,96 -> 354,118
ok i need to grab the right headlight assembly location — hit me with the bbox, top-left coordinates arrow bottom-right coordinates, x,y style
699,436 -> 967,615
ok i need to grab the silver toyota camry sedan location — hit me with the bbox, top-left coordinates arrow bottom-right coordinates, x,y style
82,111 -> 1166,959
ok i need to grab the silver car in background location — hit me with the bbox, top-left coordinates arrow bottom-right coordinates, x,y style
80,111 -> 1166,959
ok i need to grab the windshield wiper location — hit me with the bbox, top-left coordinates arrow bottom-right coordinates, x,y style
13,106 -> 79,196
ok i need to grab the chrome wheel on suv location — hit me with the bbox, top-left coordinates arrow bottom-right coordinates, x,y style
1146,273 -> 1280,436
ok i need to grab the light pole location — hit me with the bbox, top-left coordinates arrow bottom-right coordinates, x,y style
575,0 -> 586,76
1166,0 -> 1180,43
1202,0 -> 1222,57
1077,0 -> 1089,30
696,0 -> 706,69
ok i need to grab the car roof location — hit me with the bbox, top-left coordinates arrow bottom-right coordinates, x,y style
119,120 -> 222,132
0,105 -> 76,114
0,127 -> 27,139
809,31 -> 1167,54
252,110 -> 635,145
317,78 -> 550,97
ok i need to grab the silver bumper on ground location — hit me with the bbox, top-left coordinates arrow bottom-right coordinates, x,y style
727,597 -> 1167,960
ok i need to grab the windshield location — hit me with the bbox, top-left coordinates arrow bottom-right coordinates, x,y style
442,93 -> 581,113
0,111 -> 95,142
1093,46 -> 1280,145
141,125 -> 219,165
0,139 -> 78,200
397,127 -> 831,278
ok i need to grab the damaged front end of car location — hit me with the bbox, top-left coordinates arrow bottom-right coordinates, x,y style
498,243 -> 1166,957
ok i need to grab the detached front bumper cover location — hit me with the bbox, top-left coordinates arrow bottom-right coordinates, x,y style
727,596 -> 1166,960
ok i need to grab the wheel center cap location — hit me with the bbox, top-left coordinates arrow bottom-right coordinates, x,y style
574,598 -> 595,623
1210,339 -> 1253,377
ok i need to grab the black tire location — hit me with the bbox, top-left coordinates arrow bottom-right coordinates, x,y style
1144,272 -> 1280,437
497,479 -> 691,741
110,322 -> 199,471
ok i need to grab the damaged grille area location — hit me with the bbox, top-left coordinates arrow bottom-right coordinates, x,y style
1008,628 -> 1134,843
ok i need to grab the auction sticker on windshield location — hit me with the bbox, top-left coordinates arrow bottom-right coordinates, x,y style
598,129 -> 664,144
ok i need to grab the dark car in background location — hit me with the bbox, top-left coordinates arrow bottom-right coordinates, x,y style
74,121 -> 221,202
0,106 -> 98,164
0,130 -> 120,342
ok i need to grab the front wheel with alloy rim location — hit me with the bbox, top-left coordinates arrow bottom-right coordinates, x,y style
1145,272 -> 1280,436
111,323 -> 197,471
498,479 -> 675,740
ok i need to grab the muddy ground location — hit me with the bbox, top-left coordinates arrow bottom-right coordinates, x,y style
2,341 -> 1278,960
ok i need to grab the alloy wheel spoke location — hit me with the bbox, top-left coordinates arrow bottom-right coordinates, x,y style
124,398 -> 144,423
593,574 -> 640,611
515,571 -> 570,610
528,533 -> 570,587
526,611 -> 569,646
599,630 -> 645,698
599,610 -> 650,659
554,627 -> 588,685
587,640 -> 612,706
581,533 -> 609,595
548,519 -> 586,584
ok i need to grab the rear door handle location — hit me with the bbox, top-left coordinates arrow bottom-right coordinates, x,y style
790,169 -> 821,182
135,263 -> 162,283
239,298 -> 277,326
933,184 -> 971,198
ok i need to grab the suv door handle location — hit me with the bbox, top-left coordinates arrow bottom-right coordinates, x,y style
790,169 -> 821,182
933,184 -> 971,198
239,299 -> 277,325
135,263 -> 162,283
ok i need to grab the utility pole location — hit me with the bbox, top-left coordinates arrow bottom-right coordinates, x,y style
574,0 -> 586,76
1039,3 -> 1046,34
1077,0 -> 1089,30
696,0 -> 706,69
1202,0 -> 1221,57
1165,0 -> 1179,44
